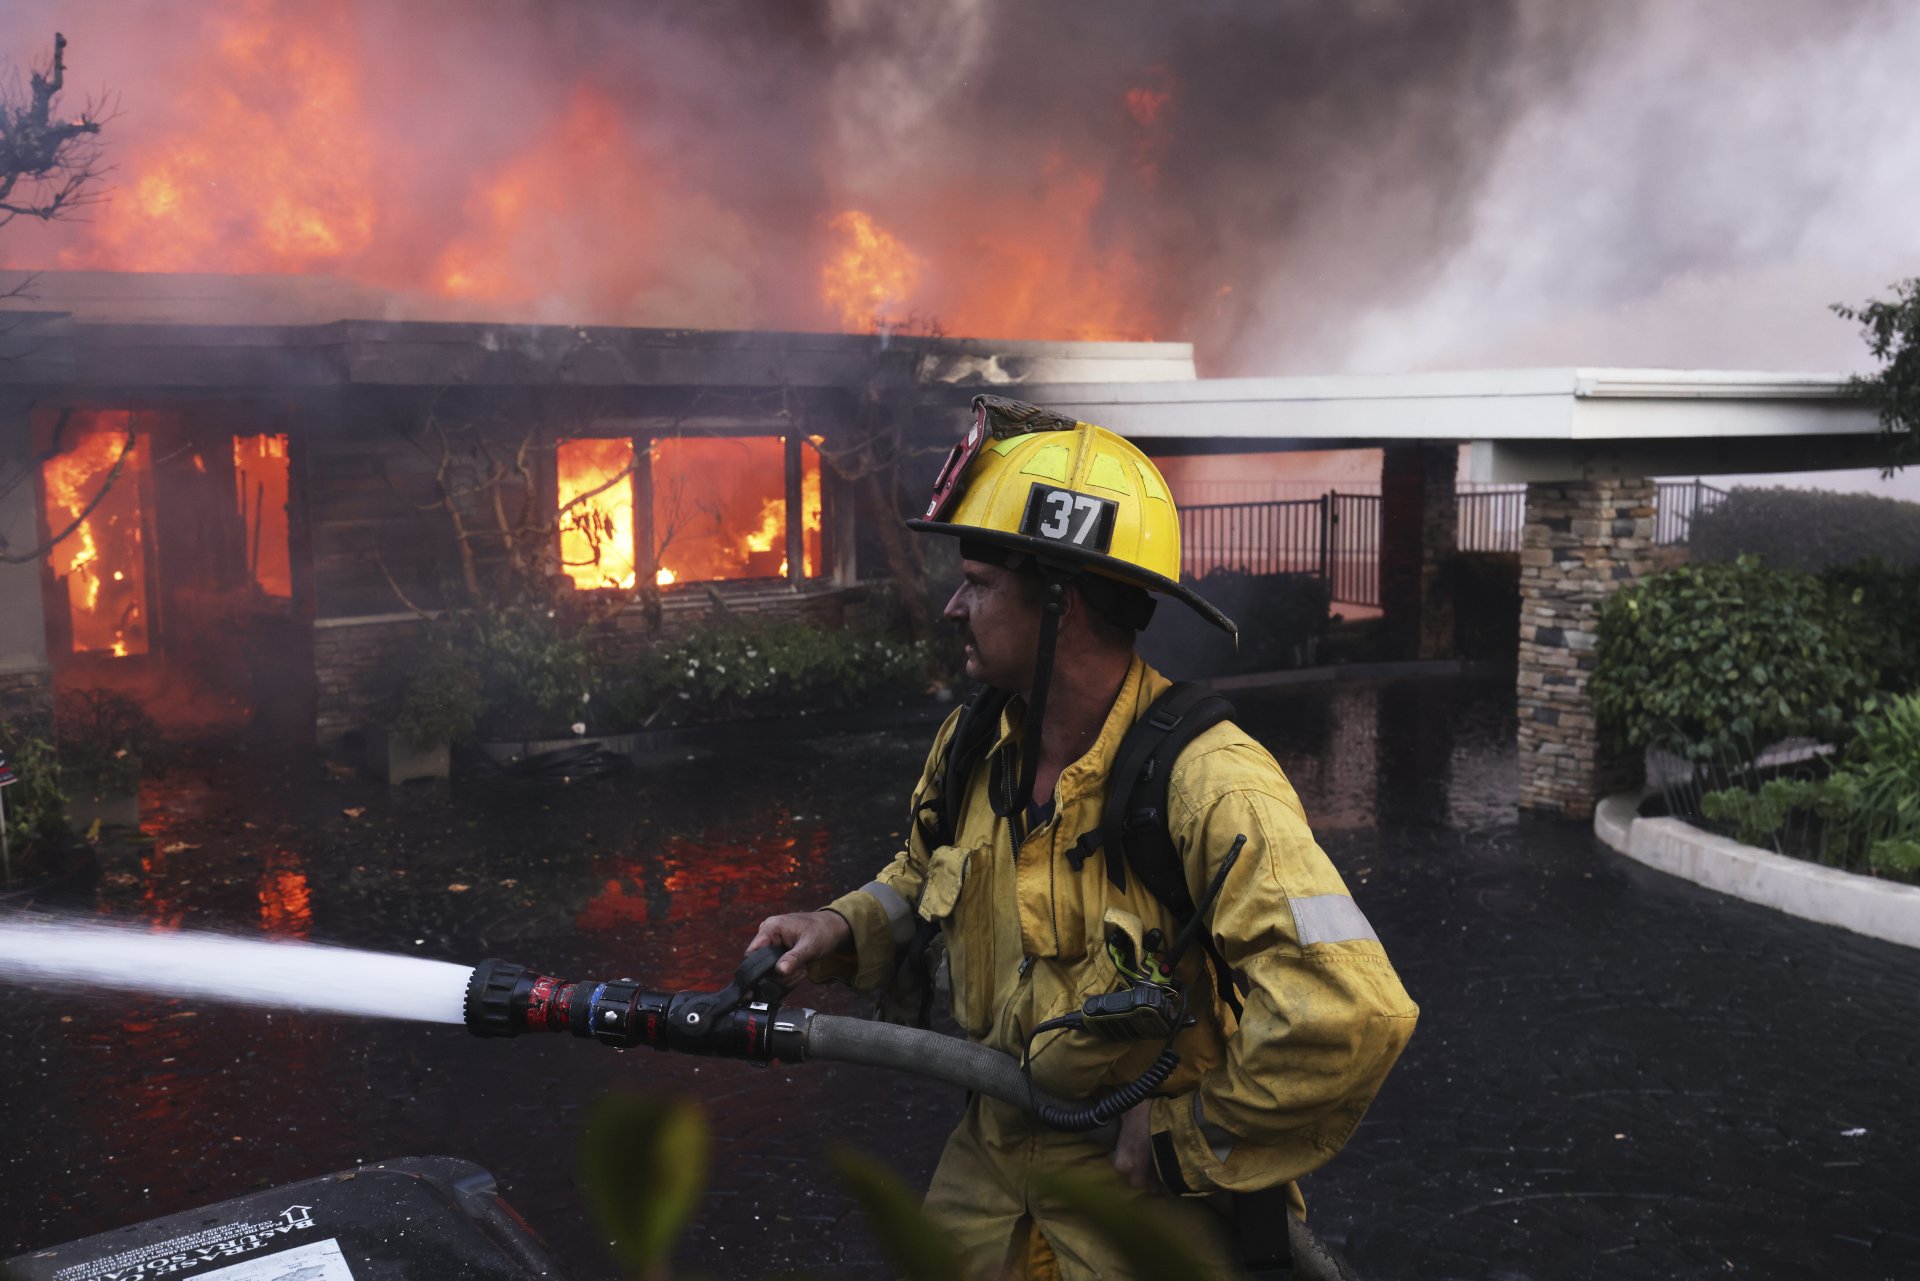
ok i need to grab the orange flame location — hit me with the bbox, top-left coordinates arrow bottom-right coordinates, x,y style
822,211 -> 922,331
42,419 -> 152,657
233,434 -> 292,597
432,88 -> 653,313
16,5 -> 1175,347
64,4 -> 375,274
938,159 -> 1157,342
557,437 -> 638,590
648,436 -> 822,587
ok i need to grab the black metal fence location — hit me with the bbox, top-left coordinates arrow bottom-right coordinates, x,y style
1180,492 -> 1382,607
1328,492 -> 1380,607
1180,479 -> 1731,626
1656,479 -> 1730,546
1180,498 -> 1327,579
1458,487 -> 1526,552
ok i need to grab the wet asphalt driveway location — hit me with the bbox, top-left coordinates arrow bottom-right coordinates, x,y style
2,672 -> 1918,1280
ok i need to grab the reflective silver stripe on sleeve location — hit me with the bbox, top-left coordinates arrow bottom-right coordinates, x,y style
861,880 -> 916,948
1192,1094 -> 1235,1163
1288,894 -> 1379,947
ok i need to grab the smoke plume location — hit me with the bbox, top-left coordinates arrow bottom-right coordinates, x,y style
0,0 -> 1913,375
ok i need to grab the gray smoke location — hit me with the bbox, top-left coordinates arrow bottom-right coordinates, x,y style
0,0 -> 1912,376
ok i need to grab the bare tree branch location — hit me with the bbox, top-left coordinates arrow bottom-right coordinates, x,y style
0,34 -> 111,227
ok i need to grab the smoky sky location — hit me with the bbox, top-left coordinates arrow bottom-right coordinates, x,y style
1,0 -> 1914,376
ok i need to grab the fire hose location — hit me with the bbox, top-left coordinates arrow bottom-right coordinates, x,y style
465,945 -> 1360,1281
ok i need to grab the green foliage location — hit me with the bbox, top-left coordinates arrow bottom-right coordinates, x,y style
827,1147 -> 963,1281
1030,1168 -> 1222,1280
1833,277 -> 1920,475
391,646 -> 482,749
1698,692 -> 1920,882
579,1093 -> 710,1280
613,617 -> 932,729
56,688 -> 160,796
1689,486 -> 1920,571
1818,559 -> 1920,694
430,597 -> 599,740
574,1094 -> 1241,1281
0,721 -> 66,851
1594,557 -> 1875,761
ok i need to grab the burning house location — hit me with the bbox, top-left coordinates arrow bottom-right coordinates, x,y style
0,270 -> 1193,742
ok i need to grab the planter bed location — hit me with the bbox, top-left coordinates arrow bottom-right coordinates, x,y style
1594,792 -> 1920,949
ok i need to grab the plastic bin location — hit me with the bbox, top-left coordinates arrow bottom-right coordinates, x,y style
4,1156 -> 563,1280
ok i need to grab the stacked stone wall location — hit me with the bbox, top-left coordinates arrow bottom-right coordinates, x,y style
313,615 -> 430,744
1517,478 -> 1656,816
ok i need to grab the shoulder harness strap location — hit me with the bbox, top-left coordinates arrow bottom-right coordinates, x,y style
920,682 -> 1013,851
1069,680 -> 1241,1014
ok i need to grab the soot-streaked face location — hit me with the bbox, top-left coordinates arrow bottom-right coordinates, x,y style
943,557 -> 1042,692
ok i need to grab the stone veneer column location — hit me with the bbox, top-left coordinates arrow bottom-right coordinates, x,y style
1516,477 -> 1655,816
1379,444 -> 1458,659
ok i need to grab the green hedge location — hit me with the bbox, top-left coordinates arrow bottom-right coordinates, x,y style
1690,486 -> 1920,571
1818,559 -> 1920,695
611,617 -> 933,729
1593,557 -> 1875,760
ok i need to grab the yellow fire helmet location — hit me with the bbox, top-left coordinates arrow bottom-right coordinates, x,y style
908,395 -> 1238,639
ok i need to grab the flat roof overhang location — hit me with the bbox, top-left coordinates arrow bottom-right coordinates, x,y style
1009,368 -> 1889,481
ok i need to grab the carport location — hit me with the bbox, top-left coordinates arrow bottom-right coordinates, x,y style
1020,368 -> 1885,816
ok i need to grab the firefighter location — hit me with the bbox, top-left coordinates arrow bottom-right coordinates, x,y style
749,397 -> 1417,1279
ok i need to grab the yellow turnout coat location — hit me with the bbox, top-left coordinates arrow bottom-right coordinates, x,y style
815,657 -> 1417,1278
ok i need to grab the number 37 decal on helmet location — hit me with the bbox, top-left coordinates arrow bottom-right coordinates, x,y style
1020,483 -> 1117,553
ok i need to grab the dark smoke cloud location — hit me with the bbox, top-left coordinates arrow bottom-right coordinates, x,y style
1,1 -> 1913,377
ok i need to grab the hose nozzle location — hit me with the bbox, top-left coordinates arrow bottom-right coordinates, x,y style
462,950 -> 807,1062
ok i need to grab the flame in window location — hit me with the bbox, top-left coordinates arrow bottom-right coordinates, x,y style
650,437 -> 822,586
233,434 -> 292,597
42,417 -> 152,657
557,437 -> 637,590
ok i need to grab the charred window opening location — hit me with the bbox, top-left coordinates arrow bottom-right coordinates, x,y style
233,434 -> 293,599
556,437 -> 638,591
554,434 -> 825,590
33,406 -> 311,739
41,413 -> 155,658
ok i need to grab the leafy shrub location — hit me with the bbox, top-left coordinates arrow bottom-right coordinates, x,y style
1690,486 -> 1920,571
433,599 -> 599,740
1819,559 -> 1920,694
55,688 -> 161,796
0,722 -> 66,851
611,617 -> 933,728
1593,557 -> 1875,760
1700,692 -> 1920,882
391,646 -> 483,749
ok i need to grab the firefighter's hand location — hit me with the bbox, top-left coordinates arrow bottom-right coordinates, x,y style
1112,1100 -> 1165,1194
749,910 -> 852,983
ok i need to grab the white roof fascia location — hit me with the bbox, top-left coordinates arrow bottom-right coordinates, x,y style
1020,368 -> 1579,441
1020,367 -> 1876,443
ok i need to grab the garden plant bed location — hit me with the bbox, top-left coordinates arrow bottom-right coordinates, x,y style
1594,792 -> 1920,949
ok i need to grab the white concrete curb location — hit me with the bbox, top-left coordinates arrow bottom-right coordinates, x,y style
1593,793 -> 1920,949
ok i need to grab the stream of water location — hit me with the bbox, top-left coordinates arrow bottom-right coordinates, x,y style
0,916 -> 471,1024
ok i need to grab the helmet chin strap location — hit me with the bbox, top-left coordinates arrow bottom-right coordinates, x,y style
1003,567 -> 1072,823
